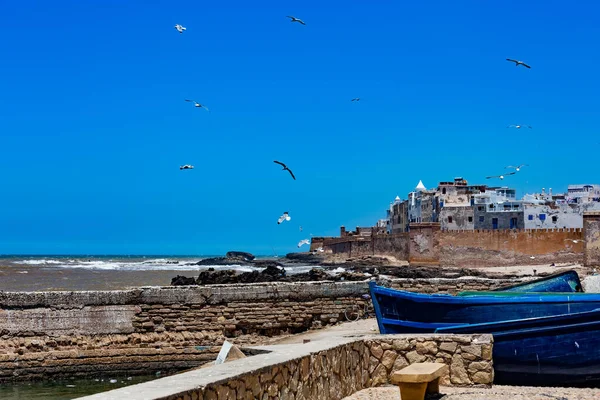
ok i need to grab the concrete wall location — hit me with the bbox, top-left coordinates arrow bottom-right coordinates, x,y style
79,334 -> 494,400
584,212 -> 600,267
408,223 -> 440,265
440,206 -> 474,230
524,204 -> 582,229
438,229 -> 584,267
474,209 -> 524,230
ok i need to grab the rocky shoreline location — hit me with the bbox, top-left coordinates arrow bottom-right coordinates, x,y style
170,251 -> 527,286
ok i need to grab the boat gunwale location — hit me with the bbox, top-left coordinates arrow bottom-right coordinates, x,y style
369,282 -> 600,305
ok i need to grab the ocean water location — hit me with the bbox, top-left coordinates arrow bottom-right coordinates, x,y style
0,255 -> 318,274
0,374 -> 160,400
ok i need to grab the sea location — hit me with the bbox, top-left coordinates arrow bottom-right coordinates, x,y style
0,255 -> 327,399
0,255 -> 318,274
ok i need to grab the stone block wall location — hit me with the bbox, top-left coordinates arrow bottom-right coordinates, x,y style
321,224 -> 587,267
387,277 -> 521,295
438,229 -> 584,267
584,212 -> 600,267
0,332 -> 221,381
0,282 -> 371,382
0,280 -> 517,383
88,335 -> 493,400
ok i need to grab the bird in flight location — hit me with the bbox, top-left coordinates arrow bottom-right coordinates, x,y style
297,239 -> 310,248
486,172 -> 516,180
175,24 -> 186,34
299,226 -> 303,232
506,164 -> 529,172
351,98 -> 360,102
273,161 -> 296,180
180,165 -> 194,170
565,239 -> 585,244
286,16 -> 306,25
506,59 -> 531,68
277,212 -> 291,225
507,124 -> 532,129
185,99 -> 209,112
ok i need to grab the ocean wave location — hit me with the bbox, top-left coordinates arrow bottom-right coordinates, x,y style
5,258 -> 320,274
18,259 -> 63,265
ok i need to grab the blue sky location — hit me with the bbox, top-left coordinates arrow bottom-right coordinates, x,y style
1,1 -> 599,255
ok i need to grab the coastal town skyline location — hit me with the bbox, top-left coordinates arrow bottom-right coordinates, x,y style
1,1 -> 600,255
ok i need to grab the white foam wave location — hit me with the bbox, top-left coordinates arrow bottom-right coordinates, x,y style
18,259 -> 63,265
7,258 -> 321,274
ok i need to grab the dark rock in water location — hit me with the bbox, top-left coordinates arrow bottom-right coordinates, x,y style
284,252 -> 324,264
171,275 -> 197,286
195,257 -> 251,266
197,269 -> 238,285
261,264 -> 286,277
226,251 -> 255,262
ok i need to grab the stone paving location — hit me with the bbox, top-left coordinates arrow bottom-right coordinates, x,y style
343,385 -> 600,400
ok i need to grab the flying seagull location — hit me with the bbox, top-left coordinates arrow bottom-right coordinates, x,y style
277,212 -> 291,225
297,239 -> 310,248
351,98 -> 360,102
179,165 -> 194,170
273,160 -> 296,180
506,164 -> 529,172
507,124 -> 532,129
286,16 -> 306,25
486,172 -> 516,180
506,59 -> 531,68
299,226 -> 303,232
174,24 -> 186,34
185,99 -> 209,112
565,239 -> 585,244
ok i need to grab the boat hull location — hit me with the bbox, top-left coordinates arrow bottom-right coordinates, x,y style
369,282 -> 600,334
436,310 -> 600,386
492,269 -> 582,293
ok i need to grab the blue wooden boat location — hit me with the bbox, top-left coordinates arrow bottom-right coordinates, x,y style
369,281 -> 600,334
491,269 -> 582,293
435,309 -> 600,386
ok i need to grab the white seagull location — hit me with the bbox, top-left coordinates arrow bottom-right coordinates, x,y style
507,124 -> 532,129
286,16 -> 306,25
486,172 -> 516,180
565,239 -> 585,244
506,58 -> 531,68
297,239 -> 310,248
175,24 -> 187,34
299,226 -> 303,232
277,212 -> 291,225
179,165 -> 194,170
185,99 -> 209,112
315,247 -> 324,253
506,164 -> 529,172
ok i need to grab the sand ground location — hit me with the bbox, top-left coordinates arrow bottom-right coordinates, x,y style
343,385 -> 600,400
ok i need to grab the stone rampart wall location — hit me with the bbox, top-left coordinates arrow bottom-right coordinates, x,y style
0,280 -> 518,382
79,334 -> 493,400
438,229 -> 584,267
321,225 -> 586,267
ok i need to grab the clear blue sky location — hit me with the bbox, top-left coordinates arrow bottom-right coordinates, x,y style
1,1 -> 599,255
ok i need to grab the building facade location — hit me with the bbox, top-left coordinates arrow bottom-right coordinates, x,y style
381,177 -> 600,234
